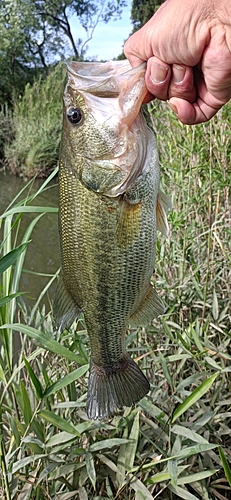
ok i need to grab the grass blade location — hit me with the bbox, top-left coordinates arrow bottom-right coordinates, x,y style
43,365 -> 89,397
219,446 -> 231,487
0,292 -> 25,307
168,459 -> 178,488
12,455 -> 46,474
85,452 -> 96,490
130,476 -> 153,500
37,410 -> 80,437
168,485 -> 201,500
20,380 -> 33,425
171,424 -> 209,444
1,206 -> 58,218
177,469 -> 218,485
126,411 -> 140,471
0,242 -> 29,274
89,438 -> 130,453
0,323 -> 83,364
172,373 -> 218,423
23,357 -> 44,399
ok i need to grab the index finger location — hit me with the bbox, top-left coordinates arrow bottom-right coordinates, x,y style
124,36 -> 147,67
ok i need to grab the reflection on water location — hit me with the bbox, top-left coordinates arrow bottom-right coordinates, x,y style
0,170 -> 60,312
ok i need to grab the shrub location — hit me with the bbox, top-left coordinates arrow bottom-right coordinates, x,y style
0,103 -> 14,162
5,63 -> 66,177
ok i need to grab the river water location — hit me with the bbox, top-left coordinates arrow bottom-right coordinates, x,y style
0,170 -> 60,313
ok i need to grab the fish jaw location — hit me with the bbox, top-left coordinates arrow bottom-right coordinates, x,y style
67,59 -> 147,127
62,60 -> 149,196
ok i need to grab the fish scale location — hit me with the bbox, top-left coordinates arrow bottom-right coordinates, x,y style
53,60 -> 171,419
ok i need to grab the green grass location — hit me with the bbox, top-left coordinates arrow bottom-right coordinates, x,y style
0,101 -> 230,499
4,63 -> 65,178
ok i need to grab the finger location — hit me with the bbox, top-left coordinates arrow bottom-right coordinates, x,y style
146,59 -> 196,102
168,96 -> 221,125
168,64 -> 196,103
168,71 -> 231,124
145,57 -> 172,101
124,34 -> 146,67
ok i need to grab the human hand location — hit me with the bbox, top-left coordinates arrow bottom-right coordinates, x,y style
124,0 -> 231,124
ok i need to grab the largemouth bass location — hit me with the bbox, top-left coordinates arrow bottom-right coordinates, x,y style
53,60 -> 170,420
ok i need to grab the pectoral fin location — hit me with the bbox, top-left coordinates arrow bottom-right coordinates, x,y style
116,199 -> 142,247
156,190 -> 172,236
129,285 -> 165,327
53,274 -> 81,333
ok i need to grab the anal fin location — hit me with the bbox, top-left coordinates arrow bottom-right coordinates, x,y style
53,274 -> 81,333
86,352 -> 150,420
129,285 -> 165,327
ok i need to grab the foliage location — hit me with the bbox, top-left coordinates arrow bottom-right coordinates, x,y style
34,0 -> 127,59
131,0 -> 165,32
0,0 -> 45,104
0,0 -> 126,106
0,103 -> 230,499
4,63 -> 65,177
0,104 -> 14,162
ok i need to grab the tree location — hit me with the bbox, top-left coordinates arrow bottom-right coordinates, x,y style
34,0 -> 126,60
0,0 -> 126,104
131,0 -> 165,32
0,0 -> 57,104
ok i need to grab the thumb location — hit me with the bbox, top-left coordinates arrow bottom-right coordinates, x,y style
202,42 -> 231,104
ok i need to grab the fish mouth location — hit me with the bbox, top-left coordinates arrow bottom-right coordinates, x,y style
66,60 -> 149,196
67,60 -> 148,127
67,60 -> 146,97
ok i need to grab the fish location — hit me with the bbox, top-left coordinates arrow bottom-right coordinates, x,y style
53,60 -> 171,420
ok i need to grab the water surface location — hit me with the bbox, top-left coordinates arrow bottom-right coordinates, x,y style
0,170 -> 60,312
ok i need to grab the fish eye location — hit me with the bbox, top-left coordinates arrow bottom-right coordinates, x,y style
67,107 -> 83,125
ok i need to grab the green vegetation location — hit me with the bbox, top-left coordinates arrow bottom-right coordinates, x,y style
0,0 -> 126,106
0,0 -> 127,176
131,0 -> 165,32
4,64 -> 65,178
0,102 -> 230,499
0,0 -> 166,177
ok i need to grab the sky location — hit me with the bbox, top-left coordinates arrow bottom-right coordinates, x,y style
70,1 -> 133,61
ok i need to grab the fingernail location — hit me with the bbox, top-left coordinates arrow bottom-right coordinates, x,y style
168,101 -> 178,116
151,63 -> 169,83
172,65 -> 186,84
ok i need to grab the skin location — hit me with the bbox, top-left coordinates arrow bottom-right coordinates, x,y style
124,0 -> 231,124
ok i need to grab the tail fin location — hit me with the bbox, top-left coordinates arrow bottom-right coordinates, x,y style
86,353 -> 150,420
